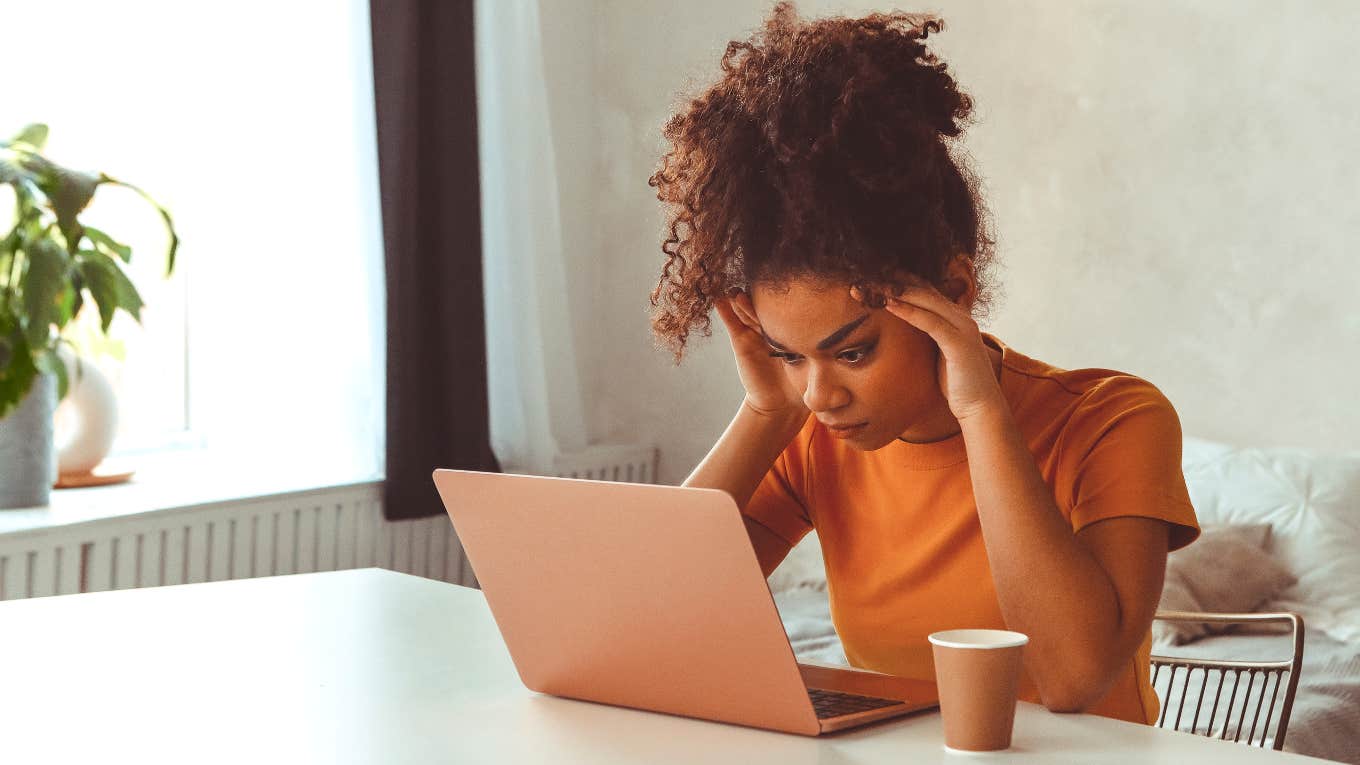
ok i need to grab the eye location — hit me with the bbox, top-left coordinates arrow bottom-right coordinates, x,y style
768,351 -> 802,365
838,343 -> 875,364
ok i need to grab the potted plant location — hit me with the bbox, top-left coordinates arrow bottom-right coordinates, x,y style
0,124 -> 178,508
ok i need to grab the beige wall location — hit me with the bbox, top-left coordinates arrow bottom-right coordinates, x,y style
538,0 -> 1360,484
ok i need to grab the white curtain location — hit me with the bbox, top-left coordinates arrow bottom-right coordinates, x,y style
475,0 -> 588,474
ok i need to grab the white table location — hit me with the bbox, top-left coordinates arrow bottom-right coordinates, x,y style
0,568 -> 1332,763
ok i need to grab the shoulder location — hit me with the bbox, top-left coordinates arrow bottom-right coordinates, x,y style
1040,370 -> 1187,491
1042,373 -> 1198,549
1035,370 -> 1184,467
995,340 -> 1180,439
991,339 -> 1184,465
1065,373 -> 1180,431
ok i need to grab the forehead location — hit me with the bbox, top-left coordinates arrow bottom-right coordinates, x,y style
750,276 -> 875,344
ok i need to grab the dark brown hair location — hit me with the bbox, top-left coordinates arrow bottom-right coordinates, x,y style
648,1 -> 996,359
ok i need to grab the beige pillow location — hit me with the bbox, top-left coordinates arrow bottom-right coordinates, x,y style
1152,524 -> 1296,646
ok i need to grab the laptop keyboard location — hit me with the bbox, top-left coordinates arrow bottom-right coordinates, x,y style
806,687 -> 903,719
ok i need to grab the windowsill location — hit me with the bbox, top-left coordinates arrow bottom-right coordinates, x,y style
0,448 -> 384,538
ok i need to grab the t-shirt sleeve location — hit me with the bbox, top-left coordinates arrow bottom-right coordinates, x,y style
742,443 -> 815,559
1063,378 -> 1201,552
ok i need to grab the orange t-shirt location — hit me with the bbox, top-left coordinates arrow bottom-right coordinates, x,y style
742,333 -> 1200,725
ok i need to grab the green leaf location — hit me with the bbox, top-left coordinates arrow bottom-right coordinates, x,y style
52,277 -> 77,330
8,124 -> 49,151
51,167 -> 99,252
0,156 -> 22,184
7,166 -> 45,211
15,151 -> 56,190
20,238 -> 70,348
97,175 -> 179,276
70,270 -> 84,320
35,346 -> 69,401
55,337 -> 82,384
0,310 -> 39,420
75,249 -> 144,332
0,234 -> 14,290
82,226 -> 132,263
1,218 -> 20,255
12,152 -> 95,252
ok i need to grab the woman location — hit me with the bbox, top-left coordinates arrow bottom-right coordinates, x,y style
647,3 -> 1199,724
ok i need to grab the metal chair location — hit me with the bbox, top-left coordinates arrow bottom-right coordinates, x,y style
1149,610 -> 1304,750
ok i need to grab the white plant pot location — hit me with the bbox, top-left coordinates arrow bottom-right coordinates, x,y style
54,349 -> 119,476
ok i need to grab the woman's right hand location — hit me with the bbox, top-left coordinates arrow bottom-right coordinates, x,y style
714,290 -> 809,419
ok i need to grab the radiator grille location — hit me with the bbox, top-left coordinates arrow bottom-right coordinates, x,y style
0,482 -> 473,600
0,446 -> 661,601
552,444 -> 658,483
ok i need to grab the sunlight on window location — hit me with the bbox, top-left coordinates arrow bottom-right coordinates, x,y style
3,0 -> 386,482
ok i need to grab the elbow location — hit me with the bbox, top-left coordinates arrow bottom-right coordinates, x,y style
1039,688 -> 1100,714
1036,665 -> 1112,714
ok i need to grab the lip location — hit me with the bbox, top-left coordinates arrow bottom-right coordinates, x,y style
823,421 -> 868,438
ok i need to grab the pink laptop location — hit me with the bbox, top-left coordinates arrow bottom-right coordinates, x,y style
432,468 -> 938,735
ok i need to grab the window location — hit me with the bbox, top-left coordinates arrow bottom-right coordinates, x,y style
4,0 -> 385,484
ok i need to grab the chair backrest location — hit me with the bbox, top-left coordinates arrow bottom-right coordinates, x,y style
1149,611 -> 1305,750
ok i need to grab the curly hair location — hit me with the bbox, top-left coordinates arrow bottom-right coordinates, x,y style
648,1 -> 996,360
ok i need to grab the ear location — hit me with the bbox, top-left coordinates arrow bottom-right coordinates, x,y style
941,255 -> 978,307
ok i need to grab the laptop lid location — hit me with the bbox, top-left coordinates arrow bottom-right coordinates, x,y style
432,469 -> 822,735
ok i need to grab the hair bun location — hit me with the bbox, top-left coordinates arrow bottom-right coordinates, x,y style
648,1 -> 994,359
752,4 -> 974,169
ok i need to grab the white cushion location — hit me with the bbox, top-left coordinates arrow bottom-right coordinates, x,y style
1182,436 -> 1360,643
766,531 -> 828,595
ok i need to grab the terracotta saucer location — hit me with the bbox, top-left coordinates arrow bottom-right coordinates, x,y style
54,466 -> 136,489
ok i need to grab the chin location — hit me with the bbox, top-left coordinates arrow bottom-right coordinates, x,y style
856,429 -> 900,451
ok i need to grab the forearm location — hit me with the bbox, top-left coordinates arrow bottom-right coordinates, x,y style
958,402 -> 1126,711
684,398 -> 807,509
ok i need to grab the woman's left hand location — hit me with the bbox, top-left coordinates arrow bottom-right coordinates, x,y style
851,281 -> 1005,422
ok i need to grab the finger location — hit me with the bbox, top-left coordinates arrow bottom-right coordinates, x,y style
849,283 -> 966,333
879,297 -> 962,344
886,285 -> 976,334
850,279 -> 957,310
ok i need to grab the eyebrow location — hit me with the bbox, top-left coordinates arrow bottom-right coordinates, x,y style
763,313 -> 872,353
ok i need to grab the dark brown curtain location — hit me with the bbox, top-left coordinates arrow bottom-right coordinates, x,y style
371,0 -> 499,521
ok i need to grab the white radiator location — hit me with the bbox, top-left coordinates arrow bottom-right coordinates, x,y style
0,447 -> 660,602
0,482 -> 473,601
552,443 -> 658,483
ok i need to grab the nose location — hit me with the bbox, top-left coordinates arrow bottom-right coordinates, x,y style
802,364 -> 851,414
